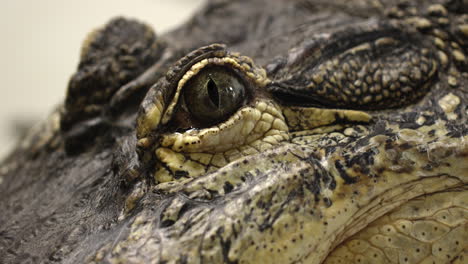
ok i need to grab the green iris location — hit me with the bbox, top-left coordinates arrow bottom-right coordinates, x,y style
184,66 -> 245,123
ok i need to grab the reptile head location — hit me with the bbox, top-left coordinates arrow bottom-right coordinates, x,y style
135,44 -> 288,182
1,0 -> 466,263
135,22 -> 439,184
118,2 -> 467,262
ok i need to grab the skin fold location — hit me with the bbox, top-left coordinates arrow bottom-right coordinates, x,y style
0,0 -> 467,263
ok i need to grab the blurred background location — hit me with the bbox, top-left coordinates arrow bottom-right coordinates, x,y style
0,0 -> 205,160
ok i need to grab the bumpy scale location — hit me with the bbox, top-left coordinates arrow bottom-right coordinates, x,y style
0,1 -> 467,264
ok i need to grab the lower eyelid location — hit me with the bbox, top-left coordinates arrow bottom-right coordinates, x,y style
160,101 -> 287,154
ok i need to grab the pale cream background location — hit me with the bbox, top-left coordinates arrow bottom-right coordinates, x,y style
0,0 -> 205,160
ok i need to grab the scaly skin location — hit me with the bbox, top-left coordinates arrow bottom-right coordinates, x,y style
0,0 -> 467,263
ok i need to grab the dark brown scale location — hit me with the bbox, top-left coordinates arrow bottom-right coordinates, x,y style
269,27 -> 438,110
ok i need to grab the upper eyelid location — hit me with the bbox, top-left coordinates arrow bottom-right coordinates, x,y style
282,21 -> 409,69
268,22 -> 437,110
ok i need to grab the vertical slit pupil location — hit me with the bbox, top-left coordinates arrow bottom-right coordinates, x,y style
207,77 -> 220,108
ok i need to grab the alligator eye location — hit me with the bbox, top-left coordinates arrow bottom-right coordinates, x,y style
184,66 -> 245,124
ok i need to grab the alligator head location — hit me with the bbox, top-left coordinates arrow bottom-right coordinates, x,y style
0,0 -> 467,263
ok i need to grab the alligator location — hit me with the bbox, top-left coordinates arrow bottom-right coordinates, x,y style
0,0 -> 467,263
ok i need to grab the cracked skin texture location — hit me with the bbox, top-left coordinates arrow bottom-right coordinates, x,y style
0,0 -> 467,264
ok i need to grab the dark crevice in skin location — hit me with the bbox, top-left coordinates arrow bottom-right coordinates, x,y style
153,194 -> 179,228
223,181 -> 234,194
218,226 -> 237,264
270,88 -> 331,108
178,209 -> 211,237
174,170 -> 189,179
335,160 -> 359,184
286,150 -> 338,204
258,189 -> 297,232
344,148 -> 377,177
285,115 -> 372,136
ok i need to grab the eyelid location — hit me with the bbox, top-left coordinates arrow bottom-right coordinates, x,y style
160,56 -> 268,126
280,21 -> 407,71
159,101 -> 286,153
136,44 -> 227,140
137,44 -> 269,142
269,23 -> 438,109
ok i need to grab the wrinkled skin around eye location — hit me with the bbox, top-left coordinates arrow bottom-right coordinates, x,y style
184,66 -> 245,123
